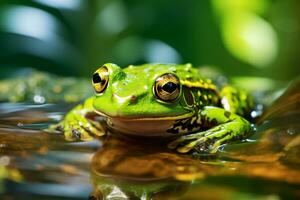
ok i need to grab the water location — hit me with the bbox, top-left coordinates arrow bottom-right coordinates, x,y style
0,79 -> 299,200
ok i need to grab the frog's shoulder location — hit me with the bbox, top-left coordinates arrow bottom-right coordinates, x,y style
174,64 -> 203,79
172,64 -> 219,93
173,64 -> 209,83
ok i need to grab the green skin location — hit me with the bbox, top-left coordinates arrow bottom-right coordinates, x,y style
50,63 -> 254,153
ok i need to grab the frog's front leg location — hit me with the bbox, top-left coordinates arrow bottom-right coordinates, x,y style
47,97 -> 106,141
168,106 -> 252,153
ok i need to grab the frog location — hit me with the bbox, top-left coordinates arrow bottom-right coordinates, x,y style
49,63 -> 255,153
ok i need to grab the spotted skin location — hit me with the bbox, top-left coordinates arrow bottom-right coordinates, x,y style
166,79 -> 253,153
168,106 -> 252,153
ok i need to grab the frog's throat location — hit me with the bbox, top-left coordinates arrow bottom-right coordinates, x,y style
94,110 -> 195,137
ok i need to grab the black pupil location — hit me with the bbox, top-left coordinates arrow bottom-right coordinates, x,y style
162,82 -> 178,93
93,73 -> 102,84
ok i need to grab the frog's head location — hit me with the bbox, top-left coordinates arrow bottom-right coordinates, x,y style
92,63 -> 195,136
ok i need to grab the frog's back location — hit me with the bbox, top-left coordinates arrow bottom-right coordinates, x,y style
125,63 -> 221,108
124,63 -> 208,81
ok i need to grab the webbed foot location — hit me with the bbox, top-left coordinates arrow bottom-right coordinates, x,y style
46,111 -> 105,141
168,121 -> 251,153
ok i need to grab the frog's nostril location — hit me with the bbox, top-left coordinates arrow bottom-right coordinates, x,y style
130,95 -> 137,104
112,94 -> 138,104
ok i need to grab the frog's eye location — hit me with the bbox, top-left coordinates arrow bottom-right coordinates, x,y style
92,66 -> 109,94
154,73 -> 181,102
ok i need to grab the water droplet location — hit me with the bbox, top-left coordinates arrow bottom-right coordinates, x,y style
287,128 -> 295,135
256,104 -> 264,110
251,110 -> 262,118
33,95 -> 46,104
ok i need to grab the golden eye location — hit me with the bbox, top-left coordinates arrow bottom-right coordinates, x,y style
154,73 -> 181,102
92,66 -> 109,94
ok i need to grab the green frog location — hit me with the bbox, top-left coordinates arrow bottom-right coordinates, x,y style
50,63 -> 254,153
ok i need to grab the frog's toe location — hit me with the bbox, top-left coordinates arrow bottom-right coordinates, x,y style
169,137 -> 208,153
45,122 -> 63,133
170,137 -> 221,154
168,129 -> 228,153
177,138 -> 205,153
167,132 -> 206,150
64,122 -> 94,141
84,120 -> 106,137
47,119 -> 105,141
74,114 -> 105,136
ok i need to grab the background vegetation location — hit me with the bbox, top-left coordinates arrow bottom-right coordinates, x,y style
0,0 -> 299,80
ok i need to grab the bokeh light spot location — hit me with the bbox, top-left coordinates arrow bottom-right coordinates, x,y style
144,40 -> 181,63
96,1 -> 128,34
0,6 -> 58,40
222,12 -> 278,68
34,0 -> 82,10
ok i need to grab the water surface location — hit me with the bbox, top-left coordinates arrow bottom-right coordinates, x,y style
0,80 -> 299,200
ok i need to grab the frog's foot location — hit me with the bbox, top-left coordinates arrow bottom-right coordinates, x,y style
47,113 -> 106,141
168,122 -> 250,154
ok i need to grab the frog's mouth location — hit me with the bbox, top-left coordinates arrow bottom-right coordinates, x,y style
94,110 -> 194,137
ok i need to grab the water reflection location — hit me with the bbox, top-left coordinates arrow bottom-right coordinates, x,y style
0,79 -> 300,199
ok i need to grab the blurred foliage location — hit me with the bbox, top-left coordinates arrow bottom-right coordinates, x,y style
0,0 -> 299,80
0,69 -> 92,103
